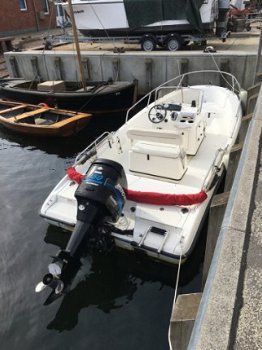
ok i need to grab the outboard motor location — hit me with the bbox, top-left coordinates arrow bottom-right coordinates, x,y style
36,159 -> 127,304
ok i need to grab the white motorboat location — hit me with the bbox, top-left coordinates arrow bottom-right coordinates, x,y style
37,70 -> 244,303
39,70 -> 244,277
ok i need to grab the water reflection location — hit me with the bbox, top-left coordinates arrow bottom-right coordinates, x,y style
43,223 -> 204,332
0,113 -> 125,158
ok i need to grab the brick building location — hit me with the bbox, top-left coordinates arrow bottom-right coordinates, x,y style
0,0 -> 57,36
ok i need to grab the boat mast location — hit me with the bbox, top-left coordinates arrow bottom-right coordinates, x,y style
67,0 -> 86,91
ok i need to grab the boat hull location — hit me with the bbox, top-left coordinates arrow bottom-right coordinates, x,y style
0,80 -> 136,115
0,100 -> 91,137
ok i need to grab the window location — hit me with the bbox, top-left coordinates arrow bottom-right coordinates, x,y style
19,0 -> 27,11
42,0 -> 49,14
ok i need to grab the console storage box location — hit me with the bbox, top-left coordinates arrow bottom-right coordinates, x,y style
37,81 -> 65,92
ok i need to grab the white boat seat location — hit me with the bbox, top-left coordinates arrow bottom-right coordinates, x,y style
129,141 -> 187,180
127,127 -> 183,146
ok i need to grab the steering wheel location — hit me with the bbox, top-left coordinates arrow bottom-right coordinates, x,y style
148,104 -> 167,123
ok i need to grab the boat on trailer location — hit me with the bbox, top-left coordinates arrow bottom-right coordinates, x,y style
0,99 -> 91,137
62,0 -> 230,50
37,70 -> 244,302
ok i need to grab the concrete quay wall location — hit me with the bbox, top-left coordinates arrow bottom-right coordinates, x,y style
187,81 -> 262,349
4,50 -> 259,94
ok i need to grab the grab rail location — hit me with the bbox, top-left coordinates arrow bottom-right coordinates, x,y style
74,131 -> 112,165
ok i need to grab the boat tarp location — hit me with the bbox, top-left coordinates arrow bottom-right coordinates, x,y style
123,0 -> 205,33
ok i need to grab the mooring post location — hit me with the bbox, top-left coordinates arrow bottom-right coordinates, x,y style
238,114 -> 253,145
247,83 -> 261,101
202,192 -> 230,288
219,59 -> 230,88
81,58 -> 90,80
112,58 -> 120,81
145,58 -> 153,91
54,57 -> 63,80
180,59 -> 189,86
9,56 -> 20,77
224,143 -> 243,191
31,56 -> 41,80
246,93 -> 258,114
169,293 -> 202,350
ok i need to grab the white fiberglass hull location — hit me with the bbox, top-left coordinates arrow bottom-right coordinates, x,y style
40,71 -> 243,264
66,0 -> 217,36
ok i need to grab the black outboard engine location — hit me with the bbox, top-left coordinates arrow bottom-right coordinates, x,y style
36,159 -> 127,304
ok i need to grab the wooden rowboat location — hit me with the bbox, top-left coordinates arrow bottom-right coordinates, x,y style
0,100 -> 92,137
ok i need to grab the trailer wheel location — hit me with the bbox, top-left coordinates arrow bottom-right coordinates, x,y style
165,34 -> 182,51
141,35 -> 156,51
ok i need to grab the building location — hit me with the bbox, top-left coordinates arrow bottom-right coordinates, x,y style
0,0 -> 57,37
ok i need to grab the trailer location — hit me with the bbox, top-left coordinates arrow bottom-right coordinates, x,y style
55,0 -> 230,51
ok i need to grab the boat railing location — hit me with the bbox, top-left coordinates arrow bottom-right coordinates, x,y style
125,70 -> 241,123
74,131 -> 112,165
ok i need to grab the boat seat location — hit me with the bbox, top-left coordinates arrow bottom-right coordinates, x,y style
129,141 -> 187,180
127,127 -> 183,146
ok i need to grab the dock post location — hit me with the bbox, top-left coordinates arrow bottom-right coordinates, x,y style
31,56 -> 41,80
81,58 -> 90,80
54,57 -> 63,80
169,293 -> 202,350
219,59 -> 230,88
246,93 -> 258,114
224,143 -> 243,191
9,56 -> 20,77
202,192 -> 230,288
112,58 -> 120,81
247,83 -> 261,101
238,114 -> 253,144
145,58 -> 153,91
180,59 -> 189,86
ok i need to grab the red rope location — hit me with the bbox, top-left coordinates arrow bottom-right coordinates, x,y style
66,167 -> 207,206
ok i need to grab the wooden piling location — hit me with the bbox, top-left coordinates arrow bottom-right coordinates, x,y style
224,143 -> 243,191
31,56 -> 41,80
247,83 -> 261,101
145,58 -> 153,91
9,56 -> 20,78
169,293 -> 202,350
246,93 -> 258,115
238,114 -> 253,145
202,192 -> 230,288
54,57 -> 63,80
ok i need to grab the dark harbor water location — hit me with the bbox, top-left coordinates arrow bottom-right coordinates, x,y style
0,115 -> 204,350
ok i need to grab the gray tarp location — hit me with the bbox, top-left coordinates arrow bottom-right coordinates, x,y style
123,0 -> 205,33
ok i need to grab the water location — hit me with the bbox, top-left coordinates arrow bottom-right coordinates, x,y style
0,116 -> 203,350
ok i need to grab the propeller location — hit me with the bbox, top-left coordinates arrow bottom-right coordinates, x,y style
35,262 -> 64,294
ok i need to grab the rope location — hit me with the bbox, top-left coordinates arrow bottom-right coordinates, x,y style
207,51 -> 240,93
174,238 -> 184,301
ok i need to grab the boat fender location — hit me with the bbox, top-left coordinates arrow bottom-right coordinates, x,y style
38,102 -> 49,107
239,89 -> 247,114
66,167 -> 208,206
